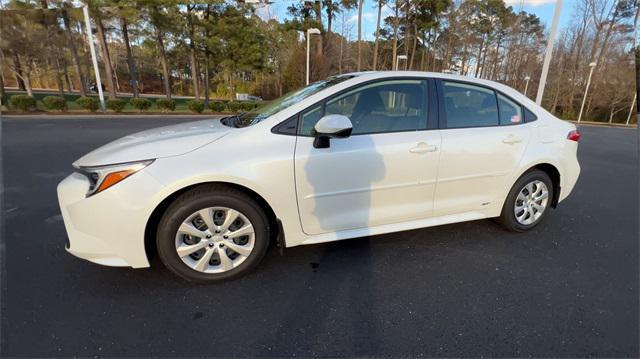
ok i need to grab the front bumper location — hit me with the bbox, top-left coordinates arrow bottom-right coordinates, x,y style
57,170 -> 165,268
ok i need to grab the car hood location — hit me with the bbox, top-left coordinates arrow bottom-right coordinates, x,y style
74,118 -> 231,167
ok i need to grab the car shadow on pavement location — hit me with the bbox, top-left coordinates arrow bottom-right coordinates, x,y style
254,238 -> 380,356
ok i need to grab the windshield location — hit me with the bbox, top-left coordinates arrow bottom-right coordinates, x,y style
222,75 -> 356,128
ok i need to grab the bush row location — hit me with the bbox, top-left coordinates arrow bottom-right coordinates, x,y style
8,94 -> 263,114
74,97 -> 148,113
206,100 -> 261,113
185,100 -> 262,113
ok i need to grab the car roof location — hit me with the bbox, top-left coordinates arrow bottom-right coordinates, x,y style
343,70 -> 509,88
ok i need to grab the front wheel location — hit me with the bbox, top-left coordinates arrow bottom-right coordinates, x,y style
498,170 -> 554,232
156,185 -> 270,283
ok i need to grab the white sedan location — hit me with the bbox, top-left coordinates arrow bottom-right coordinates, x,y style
57,72 -> 581,282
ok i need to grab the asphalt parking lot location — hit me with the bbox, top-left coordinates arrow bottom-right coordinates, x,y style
1,116 -> 638,357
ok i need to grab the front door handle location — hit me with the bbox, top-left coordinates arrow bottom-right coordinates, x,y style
502,135 -> 523,144
410,142 -> 438,154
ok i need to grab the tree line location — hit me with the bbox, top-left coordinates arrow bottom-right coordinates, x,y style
0,0 -> 637,122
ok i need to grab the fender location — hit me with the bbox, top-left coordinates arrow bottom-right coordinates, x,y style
496,159 -> 563,214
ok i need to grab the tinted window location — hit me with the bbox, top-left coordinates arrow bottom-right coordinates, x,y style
313,80 -> 427,135
498,93 -> 523,125
300,105 -> 323,135
442,81 -> 499,128
524,107 -> 537,122
271,115 -> 298,135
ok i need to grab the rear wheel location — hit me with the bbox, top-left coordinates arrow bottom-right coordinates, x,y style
498,170 -> 553,232
156,185 -> 270,283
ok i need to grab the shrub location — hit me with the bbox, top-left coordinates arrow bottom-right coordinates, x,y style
208,101 -> 225,112
76,97 -> 99,112
227,101 -> 242,113
42,96 -> 67,111
106,98 -> 127,112
10,95 -> 37,112
187,100 -> 205,113
129,98 -> 152,112
241,101 -> 256,112
156,98 -> 176,112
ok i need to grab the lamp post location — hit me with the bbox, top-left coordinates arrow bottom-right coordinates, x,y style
523,76 -> 531,97
577,62 -> 597,123
395,55 -> 407,71
626,93 -> 637,125
82,5 -> 105,112
535,0 -> 562,105
306,28 -> 321,85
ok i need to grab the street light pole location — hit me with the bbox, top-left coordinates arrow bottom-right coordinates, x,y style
535,0 -> 562,105
523,76 -> 531,97
577,62 -> 597,123
395,55 -> 407,71
83,5 -> 105,112
306,28 -> 321,85
626,92 -> 637,125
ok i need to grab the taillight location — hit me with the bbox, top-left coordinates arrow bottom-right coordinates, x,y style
567,129 -> 580,142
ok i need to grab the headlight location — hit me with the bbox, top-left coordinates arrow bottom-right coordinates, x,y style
75,160 -> 154,197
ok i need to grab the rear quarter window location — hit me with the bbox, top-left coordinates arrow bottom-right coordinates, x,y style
497,93 -> 523,125
524,107 -> 537,122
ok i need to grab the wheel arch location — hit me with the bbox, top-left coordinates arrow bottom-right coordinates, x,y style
534,163 -> 560,207
516,162 -> 561,208
144,181 -> 279,264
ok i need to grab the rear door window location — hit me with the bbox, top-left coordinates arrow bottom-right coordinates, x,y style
442,81 -> 499,128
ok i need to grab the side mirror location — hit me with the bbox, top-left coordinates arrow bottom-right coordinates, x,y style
313,114 -> 353,148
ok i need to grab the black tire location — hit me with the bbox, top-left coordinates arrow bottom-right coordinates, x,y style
497,170 -> 554,232
156,184 -> 270,283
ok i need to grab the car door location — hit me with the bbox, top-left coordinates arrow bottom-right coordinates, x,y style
294,78 -> 441,235
433,80 -> 533,216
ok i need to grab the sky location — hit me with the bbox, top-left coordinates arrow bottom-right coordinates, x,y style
255,0 -> 575,41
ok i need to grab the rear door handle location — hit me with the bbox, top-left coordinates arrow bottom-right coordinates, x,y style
502,135 -> 523,144
410,142 -> 438,154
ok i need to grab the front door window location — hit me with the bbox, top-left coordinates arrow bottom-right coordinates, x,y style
299,80 -> 428,135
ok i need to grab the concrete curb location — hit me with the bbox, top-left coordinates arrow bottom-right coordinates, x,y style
570,120 -> 637,129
